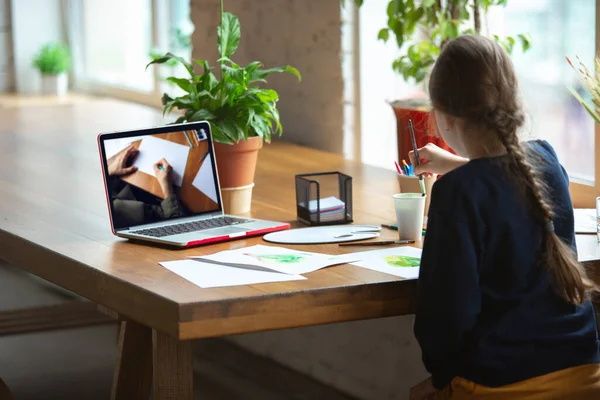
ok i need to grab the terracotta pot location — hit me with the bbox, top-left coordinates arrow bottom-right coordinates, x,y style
391,99 -> 454,162
213,136 -> 263,189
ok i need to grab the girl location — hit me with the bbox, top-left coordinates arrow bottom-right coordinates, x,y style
408,35 -> 600,399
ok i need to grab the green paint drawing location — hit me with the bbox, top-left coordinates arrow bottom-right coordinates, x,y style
383,255 -> 420,267
244,253 -> 308,264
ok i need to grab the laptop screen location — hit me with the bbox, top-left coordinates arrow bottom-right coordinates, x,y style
98,122 -> 221,230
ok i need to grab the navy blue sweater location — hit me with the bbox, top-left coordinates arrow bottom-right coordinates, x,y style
414,140 -> 600,389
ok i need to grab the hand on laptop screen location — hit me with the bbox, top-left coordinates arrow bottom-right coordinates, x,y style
102,129 -> 219,230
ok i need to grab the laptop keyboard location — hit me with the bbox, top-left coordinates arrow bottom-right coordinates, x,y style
131,216 -> 251,238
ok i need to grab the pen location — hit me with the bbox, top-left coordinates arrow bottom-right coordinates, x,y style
408,119 -> 426,196
158,165 -> 166,171
339,239 -> 415,247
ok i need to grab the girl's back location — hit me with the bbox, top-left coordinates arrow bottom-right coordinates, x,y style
415,139 -> 599,389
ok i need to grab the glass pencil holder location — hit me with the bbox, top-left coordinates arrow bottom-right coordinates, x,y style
295,172 -> 353,226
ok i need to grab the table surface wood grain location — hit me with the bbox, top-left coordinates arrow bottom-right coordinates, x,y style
1,96 -> 598,342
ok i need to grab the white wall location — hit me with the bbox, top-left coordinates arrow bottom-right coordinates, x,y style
10,0 -> 65,94
358,0 -> 420,170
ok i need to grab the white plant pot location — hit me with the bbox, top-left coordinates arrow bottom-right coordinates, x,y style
41,73 -> 68,96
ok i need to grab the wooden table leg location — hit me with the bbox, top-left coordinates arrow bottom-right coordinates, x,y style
111,320 -> 153,400
152,329 -> 193,400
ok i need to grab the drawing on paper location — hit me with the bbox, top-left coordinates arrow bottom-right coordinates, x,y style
383,255 -> 420,267
244,253 -> 310,264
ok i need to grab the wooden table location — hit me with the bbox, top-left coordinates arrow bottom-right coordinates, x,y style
1,97 -> 599,399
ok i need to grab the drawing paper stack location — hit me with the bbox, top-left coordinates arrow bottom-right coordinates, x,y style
159,245 -> 358,288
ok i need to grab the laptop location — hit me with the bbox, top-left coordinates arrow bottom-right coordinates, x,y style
97,121 -> 290,248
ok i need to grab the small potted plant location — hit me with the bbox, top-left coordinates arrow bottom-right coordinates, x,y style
346,0 -> 531,160
32,42 -> 72,96
147,0 -> 301,214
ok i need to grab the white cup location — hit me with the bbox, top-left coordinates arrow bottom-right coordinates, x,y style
393,193 -> 427,241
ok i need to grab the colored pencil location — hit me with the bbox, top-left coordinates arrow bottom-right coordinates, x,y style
394,161 -> 403,175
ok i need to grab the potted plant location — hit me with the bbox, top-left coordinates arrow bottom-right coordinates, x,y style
32,42 -> 72,96
345,0 -> 531,160
147,0 -> 300,214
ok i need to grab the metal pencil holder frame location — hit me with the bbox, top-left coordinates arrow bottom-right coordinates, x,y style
295,171 -> 353,226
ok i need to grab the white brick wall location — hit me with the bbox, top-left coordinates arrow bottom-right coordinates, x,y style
191,0 -> 345,154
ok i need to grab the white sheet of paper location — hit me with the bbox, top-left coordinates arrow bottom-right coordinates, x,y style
349,246 -> 422,280
192,154 -> 218,203
104,138 -> 134,159
190,244 -> 359,275
159,259 -> 305,288
133,136 -> 189,187
574,208 -> 596,234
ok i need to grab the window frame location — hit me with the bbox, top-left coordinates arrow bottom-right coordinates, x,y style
569,1 -> 599,208
67,0 -> 165,109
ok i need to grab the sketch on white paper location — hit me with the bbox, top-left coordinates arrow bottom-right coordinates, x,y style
191,244 -> 359,275
349,246 -> 422,280
133,136 -> 190,187
159,259 -> 305,288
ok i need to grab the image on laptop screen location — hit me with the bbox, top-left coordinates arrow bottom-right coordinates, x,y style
102,127 -> 220,230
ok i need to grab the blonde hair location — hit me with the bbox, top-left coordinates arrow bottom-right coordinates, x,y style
429,35 -> 594,304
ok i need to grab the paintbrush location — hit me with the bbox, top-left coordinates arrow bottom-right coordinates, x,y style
408,119 -> 426,196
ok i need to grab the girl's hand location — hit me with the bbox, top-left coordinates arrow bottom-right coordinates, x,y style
409,143 -> 468,176
410,376 -> 439,400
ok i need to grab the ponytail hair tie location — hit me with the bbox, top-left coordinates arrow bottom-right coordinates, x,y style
545,220 -> 555,233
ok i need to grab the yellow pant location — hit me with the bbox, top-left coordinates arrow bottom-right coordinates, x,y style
432,364 -> 600,400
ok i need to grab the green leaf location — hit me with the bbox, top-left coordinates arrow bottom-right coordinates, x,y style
145,52 -> 194,77
249,65 -> 301,83
189,109 -> 217,122
255,89 -> 279,103
217,12 -> 241,59
166,77 -> 192,93
422,0 -> 436,6
518,33 -> 532,52
244,61 -> 263,76
161,93 -> 173,106
378,28 -> 390,42
210,124 -> 232,144
216,119 -> 245,142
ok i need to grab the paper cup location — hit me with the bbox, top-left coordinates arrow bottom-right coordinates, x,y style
397,174 -> 435,216
393,193 -> 427,241
221,183 -> 254,215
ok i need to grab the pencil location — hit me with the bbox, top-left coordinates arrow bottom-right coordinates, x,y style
408,119 -> 426,196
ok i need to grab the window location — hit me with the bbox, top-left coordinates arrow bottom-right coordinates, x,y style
488,0 -> 596,183
68,0 -> 193,106
356,0 -> 598,207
